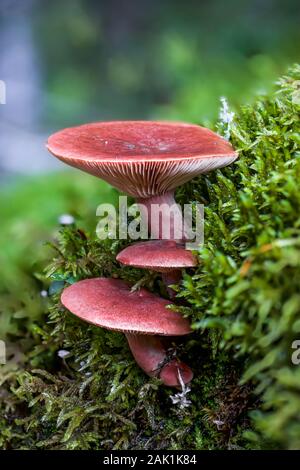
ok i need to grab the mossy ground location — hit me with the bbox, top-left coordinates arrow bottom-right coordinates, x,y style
1,66 -> 300,450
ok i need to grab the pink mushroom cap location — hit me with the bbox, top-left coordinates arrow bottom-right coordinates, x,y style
47,121 -> 238,198
160,360 -> 193,387
61,278 -> 191,336
116,240 -> 197,272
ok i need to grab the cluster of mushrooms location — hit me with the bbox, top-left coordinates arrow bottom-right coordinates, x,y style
47,121 -> 237,388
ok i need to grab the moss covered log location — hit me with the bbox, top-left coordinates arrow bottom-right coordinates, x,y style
0,65 -> 300,450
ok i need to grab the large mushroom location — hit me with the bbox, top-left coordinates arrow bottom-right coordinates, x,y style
61,278 -> 193,387
47,121 -> 237,240
116,240 -> 197,298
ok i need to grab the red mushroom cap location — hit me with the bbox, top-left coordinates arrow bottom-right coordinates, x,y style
61,278 -> 191,336
160,360 -> 193,387
47,121 -> 238,198
117,240 -> 197,272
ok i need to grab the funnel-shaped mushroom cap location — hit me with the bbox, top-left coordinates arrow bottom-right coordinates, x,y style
61,278 -> 191,335
47,121 -> 237,198
117,240 -> 197,272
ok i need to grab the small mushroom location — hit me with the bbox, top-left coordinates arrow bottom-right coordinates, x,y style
61,278 -> 193,387
47,121 -> 237,240
117,240 -> 197,298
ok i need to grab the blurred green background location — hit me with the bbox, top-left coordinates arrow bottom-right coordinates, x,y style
0,0 -> 300,316
35,0 -> 300,125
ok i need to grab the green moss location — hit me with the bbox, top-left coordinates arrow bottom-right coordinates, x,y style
1,65 -> 300,449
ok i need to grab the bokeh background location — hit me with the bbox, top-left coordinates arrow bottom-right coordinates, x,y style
1,0 -> 300,176
0,0 -> 300,308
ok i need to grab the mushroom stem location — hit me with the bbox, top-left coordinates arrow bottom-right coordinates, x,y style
137,190 -> 191,241
161,270 -> 182,299
125,333 -> 193,388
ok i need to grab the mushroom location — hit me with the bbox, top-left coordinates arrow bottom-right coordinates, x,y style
116,240 -> 197,298
47,121 -> 238,240
61,278 -> 193,387
47,121 -> 238,388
